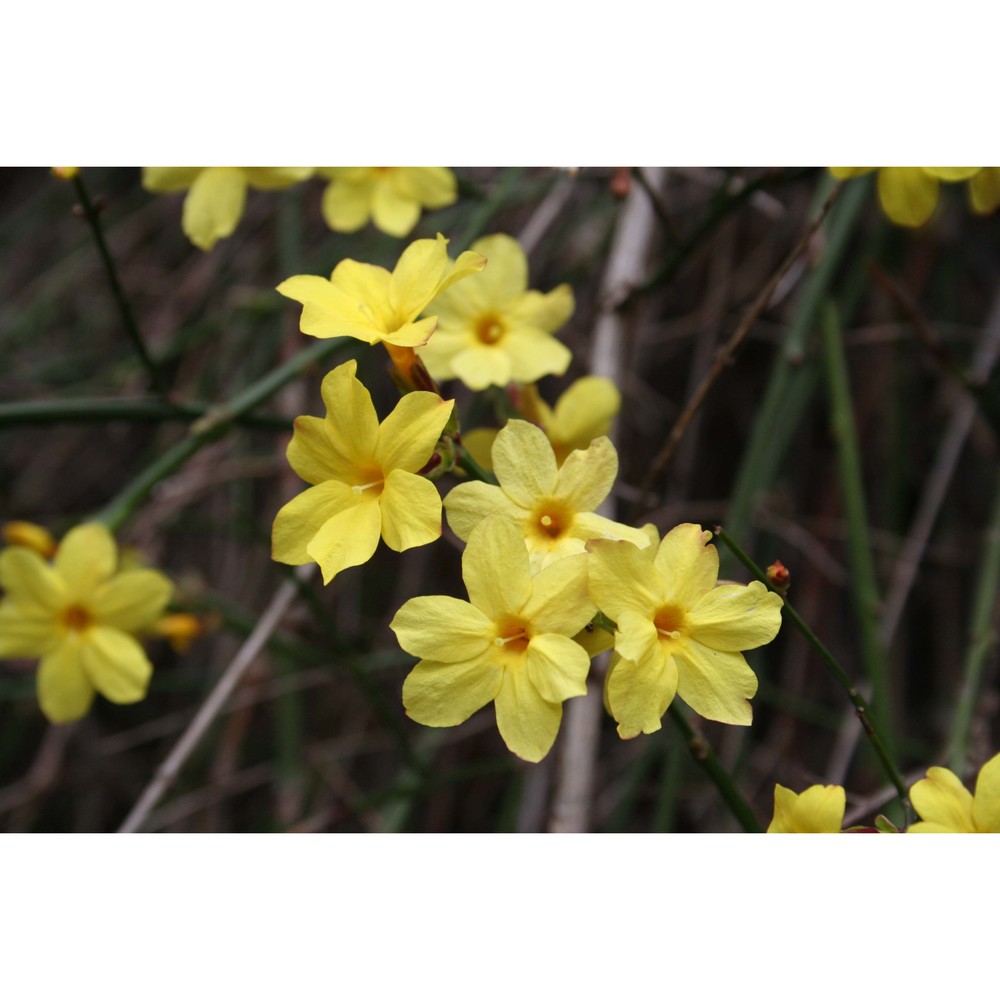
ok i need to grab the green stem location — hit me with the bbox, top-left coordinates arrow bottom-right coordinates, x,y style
820,301 -> 895,758
948,475 -> 1000,773
454,444 -> 498,485
716,526 -> 910,809
71,172 -> 167,395
96,337 -> 350,531
0,396 -> 289,431
667,704 -> 762,832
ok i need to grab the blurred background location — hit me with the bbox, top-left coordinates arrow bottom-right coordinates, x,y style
1,166 -> 998,832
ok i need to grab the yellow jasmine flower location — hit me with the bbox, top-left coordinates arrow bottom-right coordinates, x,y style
277,234 -> 486,355
444,419 -> 650,572
767,784 -> 846,833
392,516 -> 596,762
142,167 -> 313,250
0,523 -> 172,724
418,233 -> 574,390
462,376 -> 622,472
829,167 -> 981,227
587,523 -> 783,738
3,520 -> 58,558
908,751 -> 1000,832
318,167 -> 458,238
272,360 -> 454,584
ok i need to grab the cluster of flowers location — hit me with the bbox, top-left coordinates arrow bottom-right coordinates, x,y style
768,751 -> 1000,834
831,167 -> 1000,226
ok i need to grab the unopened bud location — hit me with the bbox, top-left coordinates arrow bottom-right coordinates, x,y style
152,613 -> 208,653
2,521 -> 58,558
766,559 -> 790,592
51,167 -> 79,180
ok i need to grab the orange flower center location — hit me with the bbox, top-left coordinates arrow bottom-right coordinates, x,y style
530,498 -> 573,542
60,604 -> 93,632
654,604 -> 686,641
351,464 -> 385,499
475,314 -> 505,345
493,616 -> 531,656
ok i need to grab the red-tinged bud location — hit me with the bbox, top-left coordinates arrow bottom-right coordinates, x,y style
766,560 -> 790,593
610,167 -> 631,199
2,521 -> 58,558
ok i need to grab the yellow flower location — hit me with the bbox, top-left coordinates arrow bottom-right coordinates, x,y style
829,167 -> 981,227
318,167 -> 458,238
142,167 -> 313,250
272,360 -> 454,584
2,520 -> 57,558
908,752 -> 1000,832
277,234 -> 486,354
392,516 -> 596,762
0,523 -> 172,723
418,233 -> 574,390
767,784 -> 846,833
445,419 -> 650,572
462,376 -> 622,472
587,523 -> 783,738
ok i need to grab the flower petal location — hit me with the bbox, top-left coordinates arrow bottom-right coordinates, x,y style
391,596 -> 493,663
972,753 -> 1000,832
494,665 -> 563,762
395,168 -> 457,210
909,766 -> 976,832
614,609 -> 662,668
767,784 -> 845,833
80,627 -> 153,704
586,538 -> 662,622
450,345 -> 514,390
371,180 -> 421,237
687,581 -> 783,651
55,523 -> 117,599
380,470 -> 443,552
286,415 -> 354,485
0,546 -> 65,611
37,641 -> 95,723
320,361 -> 379,466
463,234 -> 528,304
182,167 -> 247,250
504,329 -> 572,383
554,435 -> 616,513
306,499 -> 382,584
402,652 -> 503,727
89,569 -> 173,633
521,553 -> 595,636
922,167 -> 980,181
654,523 -> 719,606
492,420 -> 558,508
142,167 -> 202,192
0,601 -> 58,658
462,517 -> 532,620
507,285 -> 574,332
550,377 -> 621,454
376,392 -> 454,473
328,259 -> 394,329
605,652 -> 678,739
276,274 -> 387,343
321,176 -> 372,232
673,642 -> 758,725
271,481 -> 361,566
525,632 -> 590,703
572,511 -> 652,549
969,168 -> 1000,215
390,235 -> 452,321
878,168 -> 939,227
241,167 -> 312,190
444,481 -> 522,542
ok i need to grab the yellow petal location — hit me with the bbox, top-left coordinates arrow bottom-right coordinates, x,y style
379,470 -> 443,552
444,480 -> 522,542
549,377 -> 620,457
921,167 -> 980,181
494,665 -> 563,762
451,345 -> 514,390
182,166 -> 247,250
37,641 -> 95,723
521,553 -> 595,636
828,167 -> 875,179
0,545 -> 65,611
328,259 -> 394,330
463,234 -> 528,304
572,511 -> 652,550
391,596 -> 493,663
319,361 -> 379,465
395,167 -> 457,210
142,167 -> 202,192
525,633 -> 590,703
687,581 -> 783,651
89,569 -> 172,632
507,285 -> 575,333
767,784 -> 845,833
492,419 -> 558,508
80,627 -> 153,703
286,415 -> 354,485
462,517 -> 532,620
586,538 -> 662,622
306,499 -> 382,584
435,249 -> 490,300
877,168 -> 939,227
972,752 -> 1000,832
2,520 -> 58,557
241,167 -> 312,189
614,609 -> 663,670
55,523 -> 117,599
968,168 -> 1000,215
271,481 -> 360,566
371,180 -> 421,237
403,651 -> 503,727
673,642 -> 758,725
0,601 -> 58,658
909,766 -> 976,832
504,329 -> 573,383
555,436 -> 618,513
389,235 -> 453,321
606,652 -> 678,739
655,523 -> 719,607
460,428 -> 498,471
376,393 -> 454,473
321,175 -> 373,232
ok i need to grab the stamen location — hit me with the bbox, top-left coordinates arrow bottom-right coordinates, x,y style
494,632 -> 526,647
656,628 -> 681,639
352,480 -> 382,495
540,515 -> 553,527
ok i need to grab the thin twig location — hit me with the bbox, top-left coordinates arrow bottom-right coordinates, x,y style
71,172 -> 167,395
118,567 -> 311,833
635,182 -> 842,513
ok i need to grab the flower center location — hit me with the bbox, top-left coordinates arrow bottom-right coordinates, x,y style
493,616 -> 531,656
475,314 -> 505,345
654,604 -> 686,641
530,498 -> 573,542
60,604 -> 93,633
351,465 -> 385,498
